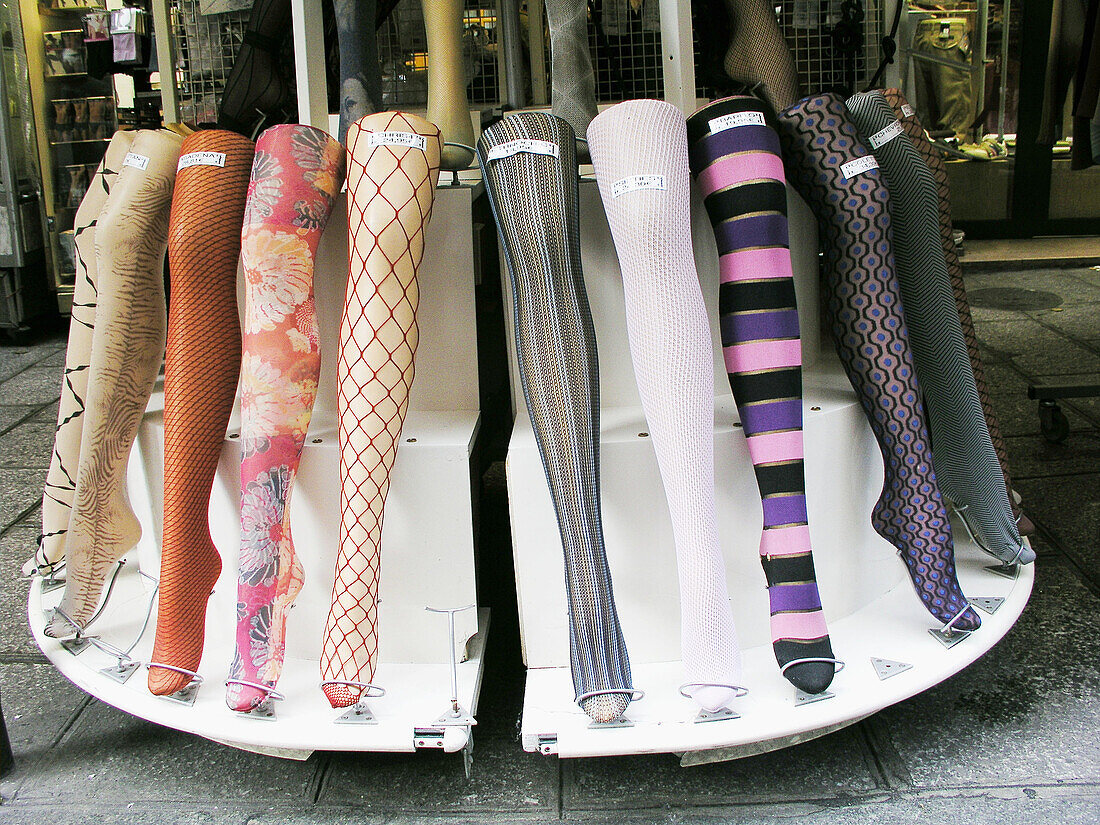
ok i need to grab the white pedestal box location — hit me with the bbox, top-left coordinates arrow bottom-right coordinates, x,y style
505,177 -> 1034,759
30,183 -> 490,760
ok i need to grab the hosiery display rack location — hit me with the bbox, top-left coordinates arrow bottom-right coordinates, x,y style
28,181 -> 489,763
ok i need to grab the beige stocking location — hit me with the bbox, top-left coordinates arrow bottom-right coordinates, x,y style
422,0 -> 475,170
40,131 -> 135,571
48,129 -> 183,635
320,112 -> 441,707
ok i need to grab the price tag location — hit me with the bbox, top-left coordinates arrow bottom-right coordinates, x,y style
122,152 -> 149,171
841,155 -> 880,180
485,139 -> 560,162
611,174 -> 667,198
900,103 -> 915,118
708,110 -> 767,133
367,131 -> 428,150
868,120 -> 904,149
177,151 -> 227,170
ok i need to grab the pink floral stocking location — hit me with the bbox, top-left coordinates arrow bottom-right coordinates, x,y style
227,124 -> 345,711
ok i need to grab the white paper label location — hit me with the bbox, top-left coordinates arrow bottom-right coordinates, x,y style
708,111 -> 767,133
900,103 -> 915,118
177,151 -> 226,170
610,174 -> 667,198
868,120 -> 904,149
841,155 -> 880,180
367,131 -> 427,150
485,139 -> 560,162
122,152 -> 149,171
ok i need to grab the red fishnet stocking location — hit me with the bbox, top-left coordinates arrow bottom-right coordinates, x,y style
321,112 -> 442,708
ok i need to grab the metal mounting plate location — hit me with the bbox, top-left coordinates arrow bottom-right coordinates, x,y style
870,657 -> 913,681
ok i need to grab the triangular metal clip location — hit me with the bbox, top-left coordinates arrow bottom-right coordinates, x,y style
99,660 -> 139,684
433,703 -> 477,727
972,596 -> 1005,614
794,688 -> 834,706
40,575 -> 65,594
161,680 -> 201,707
334,702 -> 378,725
870,657 -> 913,680
587,716 -> 634,729
241,699 -> 277,721
928,626 -> 972,649
694,707 -> 740,723
985,563 -> 1019,580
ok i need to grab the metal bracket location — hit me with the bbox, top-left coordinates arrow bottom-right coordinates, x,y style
462,738 -> 474,779
161,681 -> 201,707
425,604 -> 477,730
334,702 -> 378,725
60,636 -> 92,656
587,716 -> 633,729
40,573 -> 65,594
871,657 -> 913,681
536,734 -> 558,755
985,563 -> 1019,580
794,688 -> 835,706
928,626 -> 972,649
413,727 -> 446,749
99,660 -> 140,684
694,707 -> 740,723
239,699 -> 277,721
972,596 -> 1005,614
433,704 -> 477,727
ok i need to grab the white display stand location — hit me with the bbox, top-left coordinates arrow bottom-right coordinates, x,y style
506,177 -> 1034,759
29,183 -> 490,761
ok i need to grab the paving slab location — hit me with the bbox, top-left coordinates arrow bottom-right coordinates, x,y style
0,367 -> 63,407
965,269 -> 1100,306
0,406 -> 39,437
865,559 -> 1100,789
0,421 -> 58,470
0,348 -> 56,385
1015,474 -> 1100,588
29,401 -> 60,425
1028,306 -> 1100,347
1001,434 -> 1100,479
973,321 -> 1100,378
0,661 -> 90,800
0,522 -> 45,659
17,699 -> 323,804
561,724 -> 878,811
0,469 -> 46,531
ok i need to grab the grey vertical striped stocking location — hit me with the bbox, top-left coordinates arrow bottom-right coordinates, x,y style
844,91 -> 1031,566
477,112 -> 633,723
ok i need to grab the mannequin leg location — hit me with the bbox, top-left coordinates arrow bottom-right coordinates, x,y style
226,124 -> 345,712
217,0 -> 291,137
48,129 -> 184,635
335,0 -> 381,142
588,100 -> 742,713
148,129 -> 255,697
687,96 -> 835,694
478,112 -> 634,723
845,91 -> 1032,566
544,0 -> 598,154
40,130 -> 135,571
422,0 -> 476,169
321,112 -> 441,708
775,93 -> 980,631
883,89 -> 1031,535
721,0 -> 800,112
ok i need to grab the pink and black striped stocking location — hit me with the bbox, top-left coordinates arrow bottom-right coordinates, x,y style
687,95 -> 835,694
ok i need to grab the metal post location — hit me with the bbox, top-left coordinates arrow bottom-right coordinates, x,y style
150,0 -> 180,123
291,0 -> 330,130
659,0 -> 697,113
499,0 -> 526,107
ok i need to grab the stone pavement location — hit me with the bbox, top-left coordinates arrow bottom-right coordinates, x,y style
0,266 -> 1096,824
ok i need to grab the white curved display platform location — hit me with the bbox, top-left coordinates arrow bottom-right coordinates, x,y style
506,178 -> 1034,758
29,184 -> 489,760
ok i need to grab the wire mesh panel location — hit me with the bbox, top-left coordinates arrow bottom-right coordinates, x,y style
171,0 -> 251,124
693,0 -> 885,100
377,0 -> 502,109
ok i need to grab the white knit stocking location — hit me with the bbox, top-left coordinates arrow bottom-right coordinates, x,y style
589,99 -> 742,712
